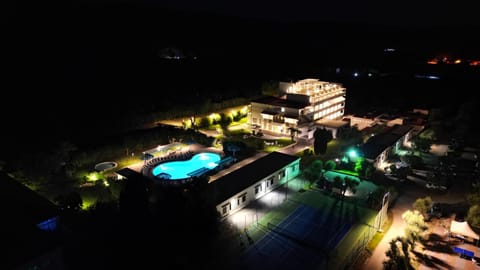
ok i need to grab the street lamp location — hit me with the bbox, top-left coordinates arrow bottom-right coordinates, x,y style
378,192 -> 390,232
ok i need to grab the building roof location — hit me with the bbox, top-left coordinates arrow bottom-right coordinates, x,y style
252,95 -> 309,109
116,167 -> 143,178
0,173 -> 59,226
360,125 -> 413,160
211,152 -> 299,204
315,119 -> 349,128
0,173 -> 61,269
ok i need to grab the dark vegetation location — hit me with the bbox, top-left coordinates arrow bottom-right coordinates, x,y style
61,175 -> 229,269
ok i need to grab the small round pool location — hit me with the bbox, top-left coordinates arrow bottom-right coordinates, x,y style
152,152 -> 221,180
94,161 -> 118,172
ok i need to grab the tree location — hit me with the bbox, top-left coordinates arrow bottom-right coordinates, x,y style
354,157 -> 365,175
218,113 -> 232,133
260,80 -> 280,96
364,163 -> 375,179
119,176 -> 149,218
467,205 -> 480,229
302,160 -> 323,186
288,127 -> 300,143
343,176 -> 359,195
310,160 -> 324,175
383,236 -> 413,270
333,176 -> 343,193
198,116 -> 211,129
190,114 -> 197,130
338,126 -> 363,145
467,189 -> 480,206
324,160 -> 336,171
401,155 -> 423,169
412,196 -> 433,217
412,137 -> 433,153
223,141 -> 243,157
402,210 -> 427,244
56,191 -> 83,211
313,127 -> 333,155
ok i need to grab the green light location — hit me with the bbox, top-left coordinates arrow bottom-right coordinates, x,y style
348,149 -> 357,158
87,172 -> 98,182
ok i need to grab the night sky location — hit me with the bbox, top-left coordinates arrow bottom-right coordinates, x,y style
157,0 -> 478,27
2,0 -> 479,156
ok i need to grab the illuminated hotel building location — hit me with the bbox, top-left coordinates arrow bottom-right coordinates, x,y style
249,78 -> 346,139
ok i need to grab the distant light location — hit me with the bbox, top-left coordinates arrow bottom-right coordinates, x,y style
103,180 -> 110,187
353,72 -> 359,77
348,149 -> 357,158
415,74 -> 440,80
336,67 -> 341,74
368,73 -> 372,77
384,48 -> 396,52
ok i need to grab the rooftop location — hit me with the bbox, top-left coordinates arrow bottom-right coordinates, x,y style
0,173 -> 61,269
360,125 -> 413,160
210,152 -> 299,204
252,96 -> 309,109
315,119 -> 350,128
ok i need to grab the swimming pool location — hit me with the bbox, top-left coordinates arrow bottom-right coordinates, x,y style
152,152 -> 221,180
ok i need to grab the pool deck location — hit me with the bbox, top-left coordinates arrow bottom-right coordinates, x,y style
208,152 -> 268,183
126,144 -> 223,174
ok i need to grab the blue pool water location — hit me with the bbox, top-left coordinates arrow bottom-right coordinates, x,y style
152,152 -> 221,180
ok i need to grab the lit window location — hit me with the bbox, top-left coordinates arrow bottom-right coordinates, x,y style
222,203 -> 231,215
237,193 -> 247,205
266,177 -> 274,187
255,184 -> 262,194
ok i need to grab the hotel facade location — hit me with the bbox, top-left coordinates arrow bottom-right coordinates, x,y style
249,78 -> 346,140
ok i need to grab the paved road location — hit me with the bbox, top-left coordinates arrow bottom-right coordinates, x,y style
363,193 -> 415,270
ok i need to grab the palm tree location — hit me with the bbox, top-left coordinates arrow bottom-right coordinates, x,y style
288,127 -> 301,142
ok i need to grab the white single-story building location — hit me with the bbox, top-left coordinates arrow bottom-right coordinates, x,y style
211,151 -> 300,217
360,125 -> 413,169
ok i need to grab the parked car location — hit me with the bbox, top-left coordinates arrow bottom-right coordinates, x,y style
428,203 -> 444,218
385,173 -> 405,182
426,182 -> 447,191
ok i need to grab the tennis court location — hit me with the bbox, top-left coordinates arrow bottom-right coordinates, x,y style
238,204 -> 352,270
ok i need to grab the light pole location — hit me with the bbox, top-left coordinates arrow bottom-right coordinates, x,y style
378,192 -> 390,232
285,179 -> 288,201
